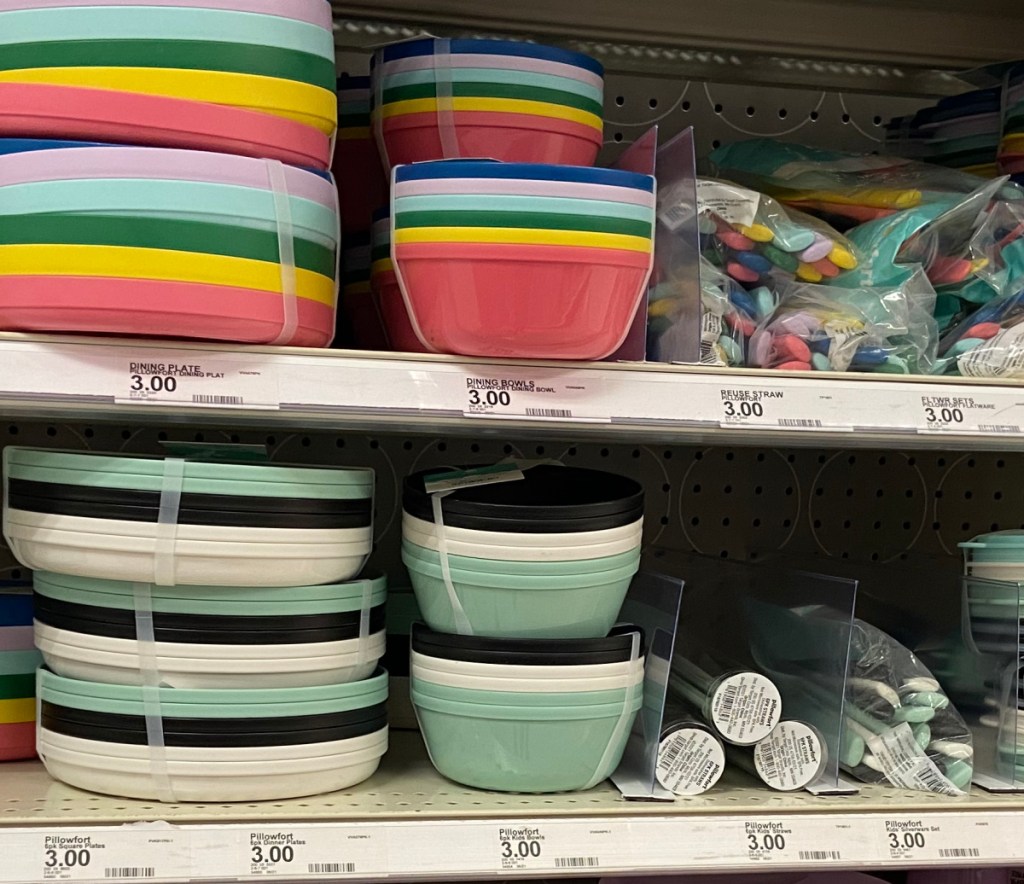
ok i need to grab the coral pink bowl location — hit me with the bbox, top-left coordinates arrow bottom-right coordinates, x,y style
373,268 -> 428,353
0,83 -> 330,170
377,110 -> 602,170
393,242 -> 652,360
0,722 -> 35,762
0,276 -> 334,346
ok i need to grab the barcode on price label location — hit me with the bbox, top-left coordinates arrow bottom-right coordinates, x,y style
939,849 -> 981,858
979,425 -> 1021,433
308,863 -> 356,873
554,857 -> 600,868
192,394 -> 244,405
718,685 -> 738,720
778,419 -> 823,428
103,868 -> 155,878
525,408 -> 573,418
798,851 -> 841,861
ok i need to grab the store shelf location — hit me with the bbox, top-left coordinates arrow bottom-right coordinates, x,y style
332,0 -> 1022,71
3,333 -> 1024,450
0,731 -> 1023,883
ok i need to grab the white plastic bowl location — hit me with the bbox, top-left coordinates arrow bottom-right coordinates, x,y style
38,727 -> 388,801
411,652 -> 645,693
401,511 -> 642,551
6,518 -> 370,586
35,622 -> 386,689
411,650 -> 644,680
41,725 -> 387,763
402,523 -> 641,561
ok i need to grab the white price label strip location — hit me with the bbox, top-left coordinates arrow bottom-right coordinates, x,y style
0,829 -> 190,883
717,386 -> 848,431
117,357 -> 279,410
742,820 -> 848,864
455,370 -> 610,422
878,817 -> 999,863
916,393 -> 1024,435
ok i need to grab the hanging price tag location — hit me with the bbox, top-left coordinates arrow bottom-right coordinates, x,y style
114,356 -> 279,410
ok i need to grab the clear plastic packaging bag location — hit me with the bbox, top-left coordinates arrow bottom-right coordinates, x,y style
841,618 -> 973,794
709,139 -> 1023,225
933,279 -> 1024,376
697,178 -> 859,287
747,269 -> 938,374
695,257 -> 763,367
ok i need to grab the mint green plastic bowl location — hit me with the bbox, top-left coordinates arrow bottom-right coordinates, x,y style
411,674 -> 637,707
402,552 -> 637,638
411,684 -> 640,792
33,571 -> 387,617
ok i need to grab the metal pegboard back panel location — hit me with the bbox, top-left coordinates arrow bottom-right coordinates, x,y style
336,50 -> 928,161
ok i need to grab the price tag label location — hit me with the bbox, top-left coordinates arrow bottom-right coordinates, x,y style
742,821 -> 844,865
115,357 -> 279,410
718,387 -> 833,430
917,393 -> 1023,435
880,818 -> 992,863
495,824 -> 616,874
245,828 -> 384,878
28,829 -> 189,882
458,372 -> 609,422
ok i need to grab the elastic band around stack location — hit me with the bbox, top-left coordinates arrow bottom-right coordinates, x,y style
357,578 -> 373,665
153,457 -> 185,587
582,629 -> 641,790
430,490 -> 473,635
432,38 -> 460,159
265,159 -> 299,345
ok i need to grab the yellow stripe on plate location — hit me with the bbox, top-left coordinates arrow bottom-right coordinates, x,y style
0,67 -> 337,134
0,244 -> 336,305
393,226 -> 651,252
377,97 -> 602,131
0,697 -> 35,724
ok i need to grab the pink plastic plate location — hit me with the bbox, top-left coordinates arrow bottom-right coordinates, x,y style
3,0 -> 332,27
0,275 -> 334,346
393,241 -> 652,360
378,109 -> 601,169
0,721 -> 35,761
0,145 -> 336,207
372,268 -> 428,353
0,83 -> 330,170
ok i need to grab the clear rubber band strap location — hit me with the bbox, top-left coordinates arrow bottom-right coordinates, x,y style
265,159 -> 299,346
431,490 -> 473,634
583,631 -> 641,790
133,580 -> 176,804
433,38 -> 460,159
357,578 -> 373,665
153,457 -> 184,587
372,63 -> 389,170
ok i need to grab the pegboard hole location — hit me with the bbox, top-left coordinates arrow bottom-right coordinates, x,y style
778,108 -> 788,119
45,427 -> 56,437
841,113 -> 851,123
711,139 -> 721,149
615,95 -> 625,106
809,110 -> 819,121
335,438 -> 346,448
692,483 -> 702,493
745,105 -> 755,116
613,132 -> 624,142
648,97 -> 659,109
681,100 -> 691,111
873,115 -> 883,125
713,103 -> 723,114
301,436 -> 312,447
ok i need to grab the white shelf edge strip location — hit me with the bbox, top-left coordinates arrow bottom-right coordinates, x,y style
3,809 -> 1023,882
1,334 -> 1023,440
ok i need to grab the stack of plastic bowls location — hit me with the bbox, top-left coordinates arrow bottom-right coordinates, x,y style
390,160 -> 656,359
370,38 -> 604,169
402,465 -> 643,637
334,75 -> 388,233
0,590 -> 41,761
32,571 -> 388,689
36,667 -> 389,801
0,1 -> 335,169
411,624 -> 644,792
0,144 -> 340,344
340,231 -> 389,350
371,208 -> 427,353
3,449 -> 375,587
961,531 -> 1024,655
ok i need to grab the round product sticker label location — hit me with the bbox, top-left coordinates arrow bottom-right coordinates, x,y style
656,726 -> 726,795
754,720 -> 827,791
708,672 -> 782,745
